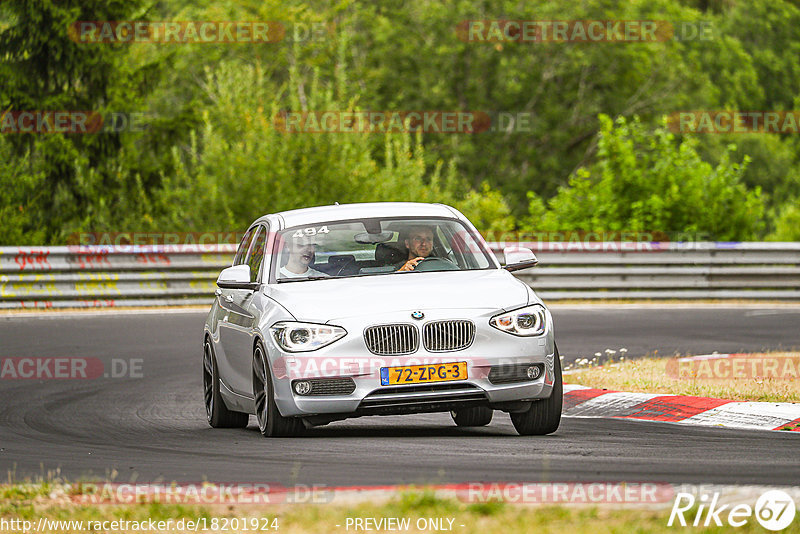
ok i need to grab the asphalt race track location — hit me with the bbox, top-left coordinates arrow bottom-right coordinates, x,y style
1,307 -> 798,485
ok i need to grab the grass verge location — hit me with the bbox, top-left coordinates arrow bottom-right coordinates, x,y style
3,485 -> 798,533
565,352 -> 800,402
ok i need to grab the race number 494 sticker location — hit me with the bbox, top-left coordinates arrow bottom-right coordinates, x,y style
292,226 -> 329,238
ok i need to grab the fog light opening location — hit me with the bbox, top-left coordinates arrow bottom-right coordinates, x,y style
294,380 -> 312,395
526,365 -> 541,380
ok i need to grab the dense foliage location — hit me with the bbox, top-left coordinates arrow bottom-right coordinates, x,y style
523,115 -> 764,240
1,0 -> 799,243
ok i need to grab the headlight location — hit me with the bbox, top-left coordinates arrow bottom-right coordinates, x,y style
270,322 -> 346,352
489,304 -> 547,336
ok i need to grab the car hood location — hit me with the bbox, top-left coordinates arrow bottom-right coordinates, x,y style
265,269 -> 531,323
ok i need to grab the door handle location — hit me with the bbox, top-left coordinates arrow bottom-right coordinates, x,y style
224,295 -> 234,303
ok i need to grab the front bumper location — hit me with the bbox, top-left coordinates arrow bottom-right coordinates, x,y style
266,310 -> 556,419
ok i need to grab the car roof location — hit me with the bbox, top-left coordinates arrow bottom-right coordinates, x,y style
256,202 -> 463,229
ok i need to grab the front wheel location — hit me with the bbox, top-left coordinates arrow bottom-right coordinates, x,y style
253,342 -> 304,437
511,345 -> 562,436
203,340 -> 249,428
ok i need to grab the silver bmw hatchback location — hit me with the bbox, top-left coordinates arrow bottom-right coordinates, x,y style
203,202 -> 561,436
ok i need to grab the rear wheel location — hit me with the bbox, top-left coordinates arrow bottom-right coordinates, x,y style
203,340 -> 249,428
253,342 -> 304,437
511,346 -> 562,436
450,406 -> 493,427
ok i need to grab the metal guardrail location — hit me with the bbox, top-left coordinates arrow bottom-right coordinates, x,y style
0,245 -> 235,309
1,242 -> 798,308
503,242 -> 800,300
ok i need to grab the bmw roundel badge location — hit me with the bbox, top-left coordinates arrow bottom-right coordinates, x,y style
411,311 -> 424,320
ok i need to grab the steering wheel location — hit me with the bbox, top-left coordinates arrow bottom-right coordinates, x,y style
413,257 -> 460,272
332,259 -> 356,277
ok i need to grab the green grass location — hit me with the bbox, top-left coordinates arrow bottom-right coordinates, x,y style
2,484 -> 798,533
565,352 -> 800,402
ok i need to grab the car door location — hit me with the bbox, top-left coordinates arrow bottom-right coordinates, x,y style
217,224 -> 268,396
213,227 -> 254,392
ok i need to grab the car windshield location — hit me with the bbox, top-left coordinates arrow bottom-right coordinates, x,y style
273,217 -> 494,282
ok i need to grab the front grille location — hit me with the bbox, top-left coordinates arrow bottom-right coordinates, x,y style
488,363 -> 544,385
364,324 -> 419,355
293,378 -> 356,396
423,320 -> 475,352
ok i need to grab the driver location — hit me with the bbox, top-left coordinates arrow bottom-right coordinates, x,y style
397,226 -> 435,271
280,236 -> 328,279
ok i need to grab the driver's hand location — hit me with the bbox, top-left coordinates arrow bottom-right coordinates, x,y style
398,257 -> 425,271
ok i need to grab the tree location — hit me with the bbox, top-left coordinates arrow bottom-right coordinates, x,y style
523,115 -> 764,240
767,198 -> 800,241
342,0 -> 760,215
0,0 -> 146,242
154,56 -> 513,233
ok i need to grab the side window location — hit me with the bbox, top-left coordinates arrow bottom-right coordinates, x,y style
234,228 -> 256,266
245,226 -> 268,283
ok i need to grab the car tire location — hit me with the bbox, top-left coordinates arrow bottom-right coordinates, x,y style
510,345 -> 562,436
450,406 -> 493,427
253,341 -> 304,437
203,340 -> 249,428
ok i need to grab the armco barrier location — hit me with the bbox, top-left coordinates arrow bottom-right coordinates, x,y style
497,241 -> 800,299
0,245 -> 236,309
0,242 -> 798,308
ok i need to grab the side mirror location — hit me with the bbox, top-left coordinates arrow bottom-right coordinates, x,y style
217,265 -> 258,290
503,247 -> 538,272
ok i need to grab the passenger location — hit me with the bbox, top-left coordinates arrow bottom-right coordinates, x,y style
279,236 -> 328,278
397,226 -> 435,271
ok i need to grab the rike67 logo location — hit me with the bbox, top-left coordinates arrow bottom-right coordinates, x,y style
669,489 -> 796,531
